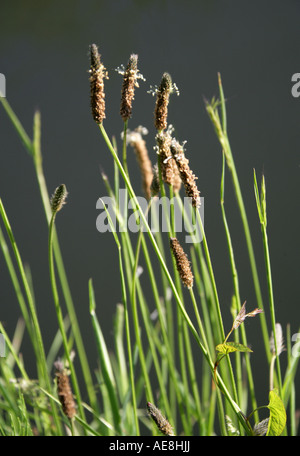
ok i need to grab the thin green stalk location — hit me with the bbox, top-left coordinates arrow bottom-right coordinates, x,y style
98,184 -> 157,426
262,223 -> 282,396
188,288 -> 211,356
32,112 -> 97,410
113,304 -> 129,402
0,321 -> 29,381
140,195 -> 193,431
151,195 -> 176,416
122,120 -> 129,176
286,325 -> 296,436
177,197 -> 226,435
102,139 -> 192,433
112,136 -> 120,206
98,199 -> 139,435
0,100 -> 97,411
190,246 -> 216,433
195,187 -> 224,343
253,171 -> 283,396
0,97 -> 33,153
99,121 -> 252,435
48,211 -> 86,426
128,232 -> 155,404
0,225 -> 35,350
220,153 -> 258,419
194,208 -> 240,412
206,75 -> 270,360
0,199 -> 61,434
99,123 -> 201,349
140,234 -> 193,434
131,226 -> 179,431
167,186 -> 189,429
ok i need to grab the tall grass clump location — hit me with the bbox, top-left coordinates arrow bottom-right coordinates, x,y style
0,44 -> 299,436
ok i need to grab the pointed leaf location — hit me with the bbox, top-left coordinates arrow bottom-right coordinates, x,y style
216,341 -> 253,355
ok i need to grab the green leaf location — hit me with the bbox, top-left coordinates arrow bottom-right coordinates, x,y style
267,389 -> 286,436
215,341 -> 253,355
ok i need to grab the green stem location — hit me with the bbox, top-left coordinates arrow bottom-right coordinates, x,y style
122,120 -> 129,176
214,76 -> 270,360
220,152 -> 258,420
99,199 -> 139,435
48,212 -> 86,426
32,112 -> 97,410
0,100 -> 97,411
99,123 -> 200,349
0,199 -> 61,434
88,280 -> 122,435
98,123 -> 252,435
261,223 -> 283,395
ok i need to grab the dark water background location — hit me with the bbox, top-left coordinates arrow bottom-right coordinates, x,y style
0,0 -> 299,434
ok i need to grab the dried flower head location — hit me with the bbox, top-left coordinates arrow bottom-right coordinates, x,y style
253,418 -> 269,436
151,73 -> 179,131
232,302 -> 263,331
89,43 -> 108,124
54,361 -> 76,420
147,402 -> 174,436
117,54 -> 145,121
170,237 -> 193,288
50,184 -> 68,213
155,126 -> 181,192
170,139 -> 201,208
126,126 -> 153,200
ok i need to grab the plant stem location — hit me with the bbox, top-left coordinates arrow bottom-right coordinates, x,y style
0,199 -> 61,434
48,212 -> 86,427
98,123 -> 253,436
206,75 -> 270,360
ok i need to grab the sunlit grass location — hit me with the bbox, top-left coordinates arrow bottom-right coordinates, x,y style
0,47 -> 298,436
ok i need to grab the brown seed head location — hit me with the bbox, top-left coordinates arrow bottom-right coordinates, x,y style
147,402 -> 174,436
89,44 -> 108,124
170,139 -> 201,208
120,54 -> 140,121
55,362 -> 76,420
170,237 -> 194,288
127,127 -> 153,200
154,73 -> 173,131
155,127 -> 181,191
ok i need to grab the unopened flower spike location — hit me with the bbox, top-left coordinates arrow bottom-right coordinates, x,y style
147,402 -> 174,436
170,237 -> 193,288
125,126 -> 153,200
50,184 -> 68,213
117,54 -> 145,122
89,43 -> 108,124
152,72 -> 179,132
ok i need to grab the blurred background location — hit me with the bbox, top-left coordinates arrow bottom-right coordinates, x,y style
0,0 -> 299,430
